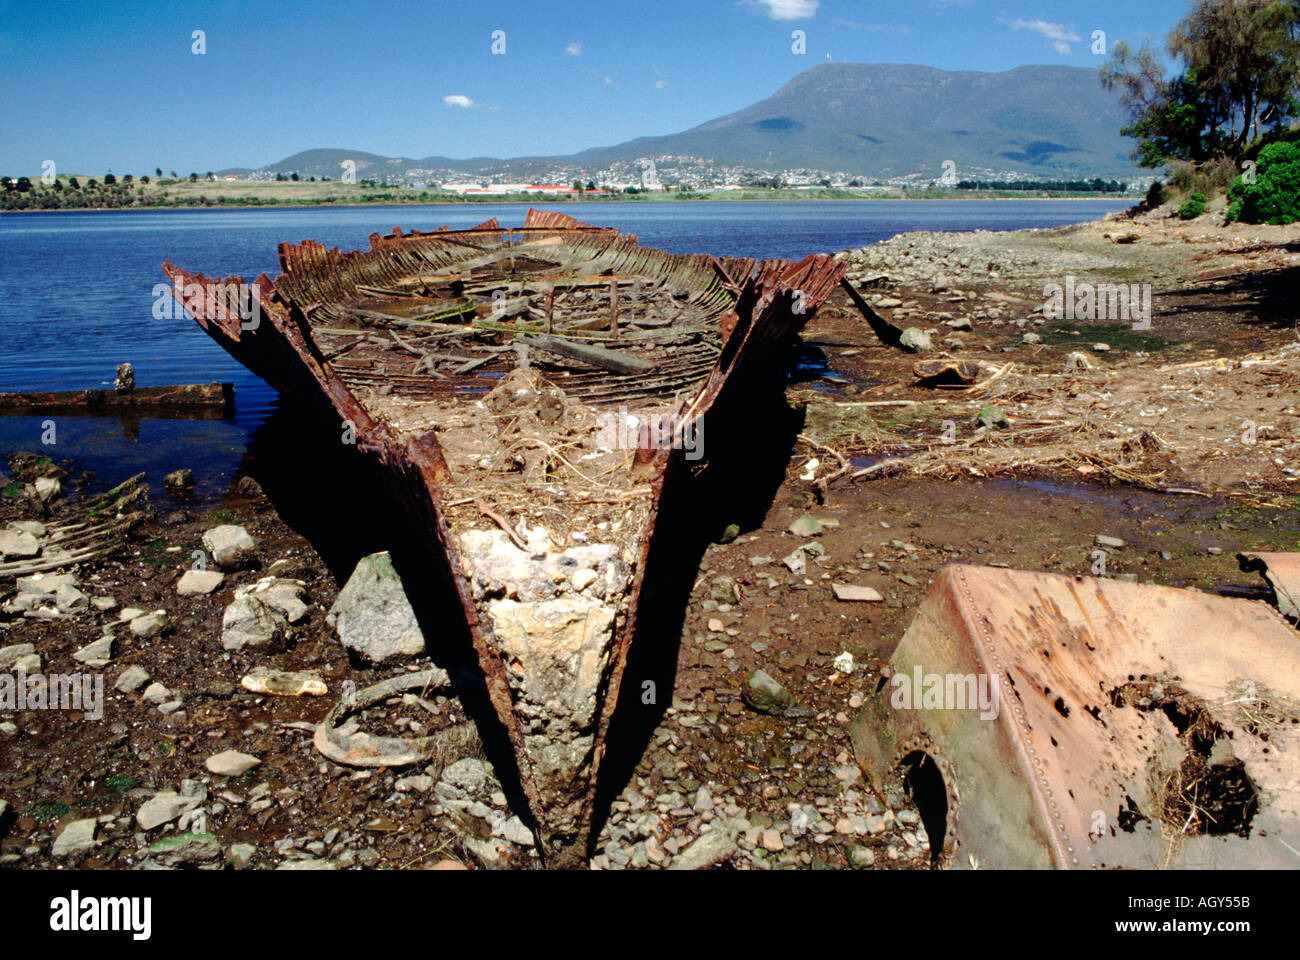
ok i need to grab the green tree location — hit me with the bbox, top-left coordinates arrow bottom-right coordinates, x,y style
586,180 -> 596,191
189,172 -> 198,182
104,173 -> 116,185
290,172 -> 299,181
156,167 -> 163,178
1228,140 -> 1300,222
15,176 -> 33,192
1102,1 -> 1300,167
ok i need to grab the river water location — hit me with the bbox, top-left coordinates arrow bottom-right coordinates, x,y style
0,199 -> 1130,501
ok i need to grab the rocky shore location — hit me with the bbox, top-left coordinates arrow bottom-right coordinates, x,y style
2,204 -> 1297,870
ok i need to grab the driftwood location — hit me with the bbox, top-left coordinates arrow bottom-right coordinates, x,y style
840,277 -> 906,350
517,334 -> 658,374
0,383 -> 233,416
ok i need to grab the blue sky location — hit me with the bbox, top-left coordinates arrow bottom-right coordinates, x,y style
0,0 -> 1189,176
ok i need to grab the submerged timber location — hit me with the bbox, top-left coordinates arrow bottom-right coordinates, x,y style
163,209 -> 844,862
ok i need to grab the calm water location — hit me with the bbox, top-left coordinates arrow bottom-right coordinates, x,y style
0,200 -> 1129,501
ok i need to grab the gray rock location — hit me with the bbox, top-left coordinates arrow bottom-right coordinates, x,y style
327,552 -> 425,662
1022,332 -> 1042,345
129,610 -> 168,638
0,643 -> 36,670
205,750 -> 261,777
141,682 -> 171,704
742,669 -> 795,715
787,516 -> 824,538
176,569 -> 225,596
256,580 -> 309,624
1095,535 -> 1126,550
34,477 -> 61,502
976,406 -> 1010,430
394,775 -> 434,793
832,583 -> 884,603
496,815 -> 535,846
52,818 -> 99,857
1065,351 -> 1093,372
201,525 -> 256,569
220,594 -> 284,651
137,792 -> 202,831
55,583 -> 89,614
15,572 -> 76,597
899,328 -> 932,353
0,528 -> 41,560
275,859 -> 337,870
227,843 -> 256,868
72,637 -> 113,665
439,758 -> 492,798
145,832 -> 221,866
668,830 -> 736,870
115,665 -> 151,693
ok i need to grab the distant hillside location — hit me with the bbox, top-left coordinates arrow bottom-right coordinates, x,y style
226,62 -> 1140,181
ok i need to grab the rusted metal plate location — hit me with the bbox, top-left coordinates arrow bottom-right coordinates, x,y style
1238,552 -> 1300,620
850,564 -> 1300,869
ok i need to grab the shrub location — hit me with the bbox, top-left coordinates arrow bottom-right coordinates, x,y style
1144,180 -> 1166,210
1178,192 -> 1207,220
1227,141 -> 1300,224
1167,157 -> 1238,197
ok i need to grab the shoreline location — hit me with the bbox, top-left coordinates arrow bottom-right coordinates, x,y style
0,195 -> 1137,215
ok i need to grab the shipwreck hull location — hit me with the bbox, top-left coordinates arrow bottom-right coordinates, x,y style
164,210 -> 844,863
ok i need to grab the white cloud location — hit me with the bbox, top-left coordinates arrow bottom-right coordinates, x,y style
654,79 -> 669,89
1005,18 -> 1081,53
565,42 -> 582,56
442,95 -> 477,109
745,0 -> 819,21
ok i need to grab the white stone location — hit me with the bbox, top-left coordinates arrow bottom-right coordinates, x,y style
130,610 -> 168,637
832,583 -> 884,602
115,665 -> 150,693
136,792 -> 202,831
51,818 -> 99,857
176,569 -> 225,596
201,525 -> 256,569
205,750 -> 261,777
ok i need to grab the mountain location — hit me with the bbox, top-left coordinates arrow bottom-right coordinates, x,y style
565,63 -> 1140,178
227,62 -> 1141,182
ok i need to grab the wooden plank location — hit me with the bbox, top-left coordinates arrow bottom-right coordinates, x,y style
517,334 -> 657,375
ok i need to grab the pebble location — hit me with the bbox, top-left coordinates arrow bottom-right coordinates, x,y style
206,750 -> 262,776
115,665 -> 151,693
51,819 -> 99,857
129,610 -> 168,638
177,569 -> 225,596
668,831 -> 736,870
832,583 -> 884,602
